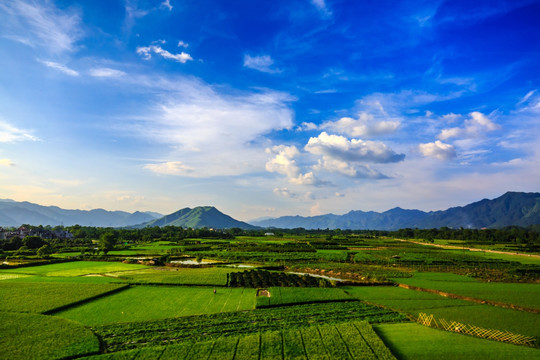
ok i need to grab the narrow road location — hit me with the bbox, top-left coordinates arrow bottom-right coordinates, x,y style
396,239 -> 540,259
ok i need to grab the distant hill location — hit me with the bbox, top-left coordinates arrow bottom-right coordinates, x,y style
250,192 -> 540,230
0,200 -> 161,227
135,206 -> 258,230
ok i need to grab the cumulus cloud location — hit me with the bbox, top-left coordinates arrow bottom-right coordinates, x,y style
418,140 -> 456,160
38,59 -> 79,76
243,54 -> 281,74
144,161 -> 194,176
89,67 -> 126,78
305,132 -> 405,163
321,113 -> 400,138
265,145 -> 322,185
438,111 -> 499,140
314,157 -> 388,179
0,119 -> 38,143
137,43 -> 193,63
0,0 -> 82,53
0,159 -> 15,167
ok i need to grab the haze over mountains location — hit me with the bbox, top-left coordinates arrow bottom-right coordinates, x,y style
0,192 -> 539,230
251,192 -> 540,230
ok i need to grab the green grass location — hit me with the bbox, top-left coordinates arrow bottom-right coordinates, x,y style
0,312 -> 100,360
57,286 -> 256,325
0,281 -> 128,313
114,266 -> 241,286
395,272 -> 540,310
0,261 -> 148,277
374,323 -> 540,360
256,287 -> 352,307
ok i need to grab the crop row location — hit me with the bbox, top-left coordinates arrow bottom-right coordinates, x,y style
256,287 -> 352,308
228,270 -> 331,288
82,321 -> 396,359
94,301 -> 406,352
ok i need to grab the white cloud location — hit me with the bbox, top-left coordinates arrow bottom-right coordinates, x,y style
0,159 -> 15,167
0,0 -> 82,53
298,122 -> 318,131
311,0 -> 332,17
38,60 -> 79,76
137,43 -> 193,63
305,132 -> 405,164
418,140 -> 456,161
438,111 -> 499,140
243,54 -> 281,74
0,119 -> 38,143
314,157 -> 387,179
160,0 -> 173,11
321,113 -> 400,137
177,40 -> 188,48
89,67 -> 126,78
265,145 -> 322,185
273,187 -> 297,198
144,161 -> 194,176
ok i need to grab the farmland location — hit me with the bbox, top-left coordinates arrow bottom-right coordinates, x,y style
0,230 -> 539,359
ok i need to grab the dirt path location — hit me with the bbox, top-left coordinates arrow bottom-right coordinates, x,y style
397,239 -> 540,259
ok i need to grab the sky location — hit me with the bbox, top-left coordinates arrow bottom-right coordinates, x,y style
0,0 -> 539,221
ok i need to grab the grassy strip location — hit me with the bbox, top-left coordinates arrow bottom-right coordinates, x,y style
256,287 -> 353,308
0,281 -> 128,313
93,301 -> 406,352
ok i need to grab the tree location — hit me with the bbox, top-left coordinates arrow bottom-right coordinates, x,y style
37,244 -> 52,258
23,236 -> 46,249
99,232 -> 117,255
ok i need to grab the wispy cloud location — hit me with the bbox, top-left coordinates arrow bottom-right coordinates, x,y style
137,42 -> 193,63
160,0 -> 173,11
144,161 -> 193,176
311,0 -> 332,18
243,54 -> 282,74
0,0 -> 82,53
38,59 -> 79,76
89,67 -> 126,78
0,119 -> 38,143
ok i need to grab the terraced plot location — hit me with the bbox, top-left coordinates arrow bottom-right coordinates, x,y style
114,266 -> 242,286
57,286 -> 256,325
0,261 -> 148,277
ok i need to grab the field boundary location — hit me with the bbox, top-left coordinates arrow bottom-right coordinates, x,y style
416,312 -> 536,347
397,283 -> 540,314
43,284 -> 131,315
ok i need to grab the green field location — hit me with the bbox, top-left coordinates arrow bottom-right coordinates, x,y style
374,323 -> 540,360
0,261 -> 148,277
114,266 -> 241,285
0,312 -> 100,360
395,272 -> 540,310
57,286 -> 256,325
345,285 -> 540,338
0,281 -> 128,313
256,286 -> 352,307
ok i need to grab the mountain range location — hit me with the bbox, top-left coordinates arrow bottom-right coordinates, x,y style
250,192 -> 540,230
0,199 -> 161,228
1,191 -> 539,230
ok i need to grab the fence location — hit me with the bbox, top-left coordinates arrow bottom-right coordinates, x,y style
416,313 -> 535,347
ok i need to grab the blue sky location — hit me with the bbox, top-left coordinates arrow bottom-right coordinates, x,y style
0,0 -> 539,221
